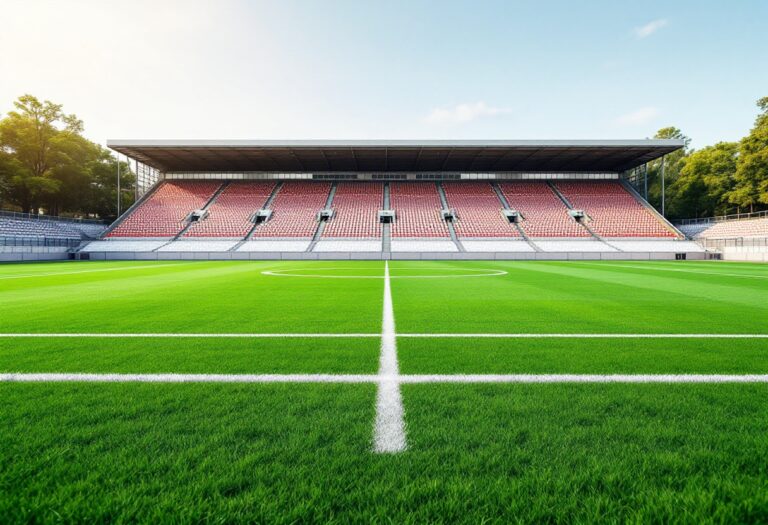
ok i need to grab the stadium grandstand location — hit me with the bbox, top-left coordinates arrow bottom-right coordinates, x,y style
0,210 -> 107,261
676,211 -> 768,262
5,140 -> 713,261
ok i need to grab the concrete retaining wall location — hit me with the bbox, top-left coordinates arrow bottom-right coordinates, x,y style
0,252 -> 70,262
81,251 -> 708,261
722,246 -> 768,262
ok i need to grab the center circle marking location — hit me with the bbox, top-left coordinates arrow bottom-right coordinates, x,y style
261,267 -> 508,279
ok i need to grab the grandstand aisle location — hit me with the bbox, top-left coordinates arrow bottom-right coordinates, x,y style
442,182 -> 519,238
185,181 -> 275,238
555,181 -> 677,238
108,181 -> 222,238
501,182 -> 589,238
252,181 -> 330,238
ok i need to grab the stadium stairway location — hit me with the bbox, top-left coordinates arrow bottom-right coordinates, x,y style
98,181 -> 165,239
545,181 -> 621,250
307,182 -> 338,252
153,182 -> 229,252
491,182 -> 542,252
230,182 -> 284,251
382,182 -> 392,254
436,182 -> 465,252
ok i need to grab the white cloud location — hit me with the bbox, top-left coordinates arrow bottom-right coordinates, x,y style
616,107 -> 661,126
424,101 -> 511,124
634,19 -> 668,39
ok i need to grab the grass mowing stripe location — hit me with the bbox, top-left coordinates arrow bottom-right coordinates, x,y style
0,262 -> 196,280
399,337 -> 768,375
575,261 -> 768,279
0,338 -> 380,374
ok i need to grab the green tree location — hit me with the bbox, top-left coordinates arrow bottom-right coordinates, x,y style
727,97 -> 768,212
0,94 -> 134,217
0,95 -> 85,213
646,127 -> 691,213
669,142 -> 738,219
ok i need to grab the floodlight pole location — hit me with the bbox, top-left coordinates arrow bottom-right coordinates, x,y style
117,153 -> 121,217
135,160 -> 139,201
660,155 -> 666,216
643,162 -> 648,200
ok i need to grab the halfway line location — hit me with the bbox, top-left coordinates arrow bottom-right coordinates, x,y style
373,261 -> 407,453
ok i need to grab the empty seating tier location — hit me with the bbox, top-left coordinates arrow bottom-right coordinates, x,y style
252,181 -> 330,238
107,181 -> 222,238
0,216 -> 86,240
501,182 -> 589,238
556,181 -> 676,238
692,217 -> 768,239
390,182 -> 449,238
442,182 -> 519,238
323,182 -> 383,238
184,181 -> 276,238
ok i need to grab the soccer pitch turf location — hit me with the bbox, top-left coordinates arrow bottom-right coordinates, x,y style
1,260 -> 767,522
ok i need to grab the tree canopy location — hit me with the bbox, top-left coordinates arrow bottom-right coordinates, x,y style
0,95 -> 134,219
642,97 -> 768,220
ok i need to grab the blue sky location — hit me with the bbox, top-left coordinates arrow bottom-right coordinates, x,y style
1,0 -> 766,148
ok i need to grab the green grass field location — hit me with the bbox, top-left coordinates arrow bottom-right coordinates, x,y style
1,260 -> 767,523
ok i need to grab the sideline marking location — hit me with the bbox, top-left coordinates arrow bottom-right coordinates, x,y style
373,261 -> 407,453
2,333 -> 766,339
2,374 -> 766,384
262,267 -> 507,279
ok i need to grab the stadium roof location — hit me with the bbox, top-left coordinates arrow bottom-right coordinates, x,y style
107,140 -> 684,173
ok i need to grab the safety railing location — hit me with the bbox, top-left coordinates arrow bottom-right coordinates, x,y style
697,237 -> 768,250
0,209 -> 108,225
0,236 -> 81,247
676,210 -> 768,226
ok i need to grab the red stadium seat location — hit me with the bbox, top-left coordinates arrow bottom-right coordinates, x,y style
390,182 -> 449,238
442,182 -> 519,238
500,182 -> 589,238
555,181 -> 676,238
252,181 -> 331,238
323,182 -> 383,238
184,181 -> 276,238
107,181 -> 222,238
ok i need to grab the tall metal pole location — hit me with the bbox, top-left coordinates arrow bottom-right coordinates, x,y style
135,160 -> 139,201
643,162 -> 648,200
117,153 -> 121,216
660,155 -> 666,216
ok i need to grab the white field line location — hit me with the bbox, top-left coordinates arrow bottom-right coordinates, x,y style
2,373 -> 767,384
0,333 -> 381,338
0,263 -> 195,280
262,267 -> 507,279
2,333 -> 767,339
398,333 -> 768,339
373,261 -> 407,454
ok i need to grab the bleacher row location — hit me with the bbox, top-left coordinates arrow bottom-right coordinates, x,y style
678,217 -> 768,239
105,180 -> 678,239
0,216 -> 106,241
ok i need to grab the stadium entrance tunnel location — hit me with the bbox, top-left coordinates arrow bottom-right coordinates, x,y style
261,267 -> 508,279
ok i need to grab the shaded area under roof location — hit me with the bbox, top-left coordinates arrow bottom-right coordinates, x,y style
107,140 -> 684,173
